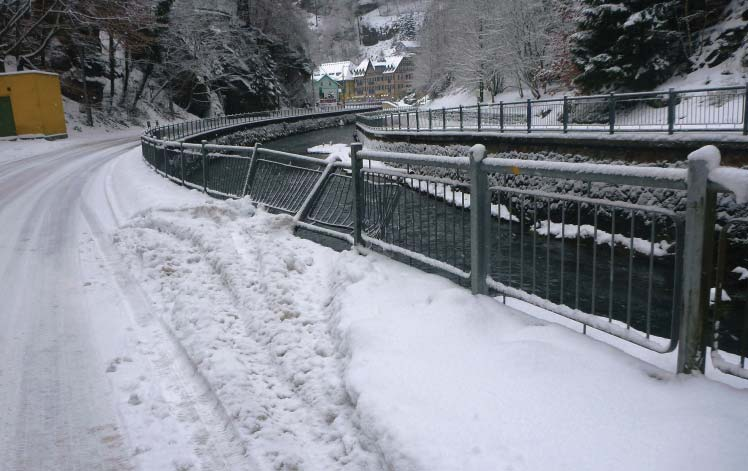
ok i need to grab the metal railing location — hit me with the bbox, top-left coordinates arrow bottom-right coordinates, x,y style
357,85 -> 748,135
146,103 -> 382,142
711,219 -> 748,379
141,118 -> 748,379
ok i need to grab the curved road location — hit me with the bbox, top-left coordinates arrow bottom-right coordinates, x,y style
0,135 -> 247,470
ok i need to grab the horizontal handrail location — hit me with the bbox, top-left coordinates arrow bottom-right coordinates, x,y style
481,157 -> 688,190
358,149 -> 470,170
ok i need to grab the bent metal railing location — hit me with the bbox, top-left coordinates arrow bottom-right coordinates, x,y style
142,122 -> 748,379
357,85 -> 748,135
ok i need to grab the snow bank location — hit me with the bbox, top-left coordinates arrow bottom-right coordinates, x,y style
330,252 -> 748,471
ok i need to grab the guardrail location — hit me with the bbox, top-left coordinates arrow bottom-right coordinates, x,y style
142,117 -> 748,380
357,85 -> 748,135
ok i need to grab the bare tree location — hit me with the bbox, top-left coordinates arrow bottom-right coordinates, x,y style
415,0 -> 566,100
0,0 -> 63,72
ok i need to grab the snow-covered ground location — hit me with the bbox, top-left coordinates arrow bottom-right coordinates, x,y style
1,132 -> 748,470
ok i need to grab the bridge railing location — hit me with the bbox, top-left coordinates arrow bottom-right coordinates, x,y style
142,119 -> 748,379
357,85 -> 748,135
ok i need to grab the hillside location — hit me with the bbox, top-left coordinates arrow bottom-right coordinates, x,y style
421,0 -> 748,106
303,0 -> 428,63
1,0 -> 315,128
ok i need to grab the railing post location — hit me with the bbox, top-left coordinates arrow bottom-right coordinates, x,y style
677,146 -> 720,374
416,110 -> 420,131
201,140 -> 208,193
459,105 -> 463,131
562,96 -> 569,133
743,82 -> 748,135
428,108 -> 432,130
667,88 -> 676,135
526,99 -> 532,133
241,143 -> 261,196
398,111 -> 402,130
407,112 -> 410,130
609,92 -> 616,134
442,107 -> 446,130
477,103 -> 482,131
469,144 -> 489,295
500,101 -> 504,132
179,142 -> 185,186
350,143 -> 364,246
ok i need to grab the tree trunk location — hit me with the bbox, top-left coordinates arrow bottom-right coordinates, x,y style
516,71 -> 524,98
130,62 -> 153,113
169,82 -> 174,115
109,33 -> 115,111
80,46 -> 94,126
119,46 -> 130,107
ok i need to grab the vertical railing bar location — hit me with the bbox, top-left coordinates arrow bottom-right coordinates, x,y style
626,209 -> 635,329
520,195 -> 525,291
201,140 -> 208,193
452,186 -> 457,269
532,196 -> 537,294
608,209 -> 616,322
591,205 -> 598,315
575,201 -> 581,311
560,202 -> 565,304
545,198 -> 551,300
646,218 -> 655,338
461,191 -> 466,272
496,189 -> 502,284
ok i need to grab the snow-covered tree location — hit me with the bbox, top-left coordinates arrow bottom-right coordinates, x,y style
571,0 -> 690,92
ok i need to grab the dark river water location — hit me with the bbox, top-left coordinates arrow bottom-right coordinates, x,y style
260,124 -> 358,156
204,123 -> 745,357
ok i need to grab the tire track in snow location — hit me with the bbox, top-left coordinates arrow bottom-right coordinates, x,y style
80,168 -> 254,471
115,203 -> 387,470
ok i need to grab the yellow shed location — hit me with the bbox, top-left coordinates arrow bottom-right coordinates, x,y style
0,71 -> 67,139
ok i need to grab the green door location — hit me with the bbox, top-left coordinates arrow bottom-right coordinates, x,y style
0,96 -> 17,137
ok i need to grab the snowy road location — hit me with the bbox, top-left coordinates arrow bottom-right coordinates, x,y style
0,136 -> 141,470
0,135 -> 251,470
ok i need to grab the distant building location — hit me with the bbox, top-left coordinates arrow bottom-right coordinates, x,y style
315,74 -> 341,101
352,55 -> 415,100
312,61 -> 355,103
394,40 -> 420,55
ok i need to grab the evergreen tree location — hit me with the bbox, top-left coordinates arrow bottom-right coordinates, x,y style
571,0 -> 688,92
